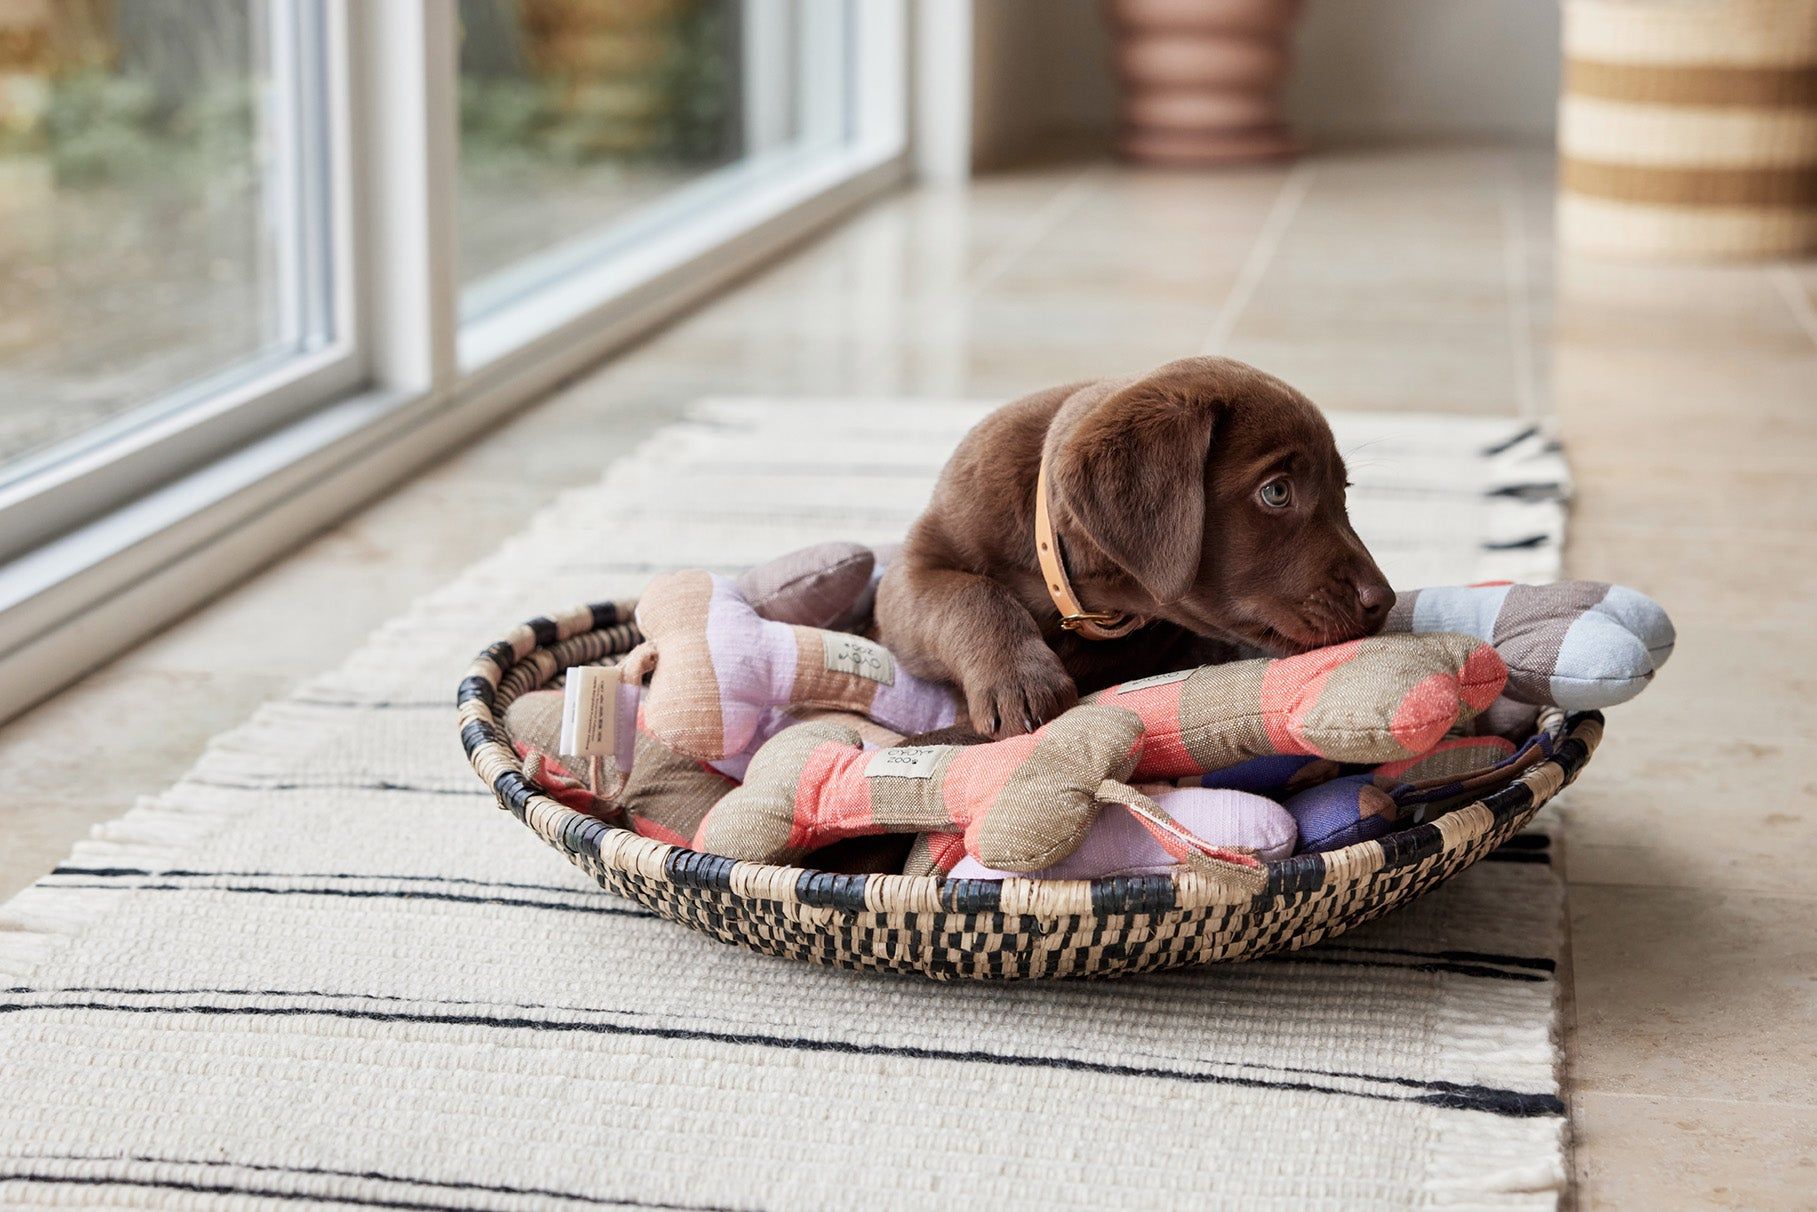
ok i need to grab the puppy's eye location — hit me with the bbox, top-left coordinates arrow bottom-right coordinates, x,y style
1258,478 -> 1292,509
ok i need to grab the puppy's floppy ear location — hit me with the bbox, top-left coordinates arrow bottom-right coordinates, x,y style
1051,380 -> 1216,606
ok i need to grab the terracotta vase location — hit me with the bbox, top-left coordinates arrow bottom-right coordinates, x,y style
1103,0 -> 1302,166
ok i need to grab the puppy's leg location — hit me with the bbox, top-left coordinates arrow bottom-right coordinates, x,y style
877,563 -> 1077,736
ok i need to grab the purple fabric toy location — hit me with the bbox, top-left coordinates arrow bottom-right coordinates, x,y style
626,569 -> 961,779
1187,753 -> 1343,795
1282,776 -> 1400,853
946,785 -> 1298,880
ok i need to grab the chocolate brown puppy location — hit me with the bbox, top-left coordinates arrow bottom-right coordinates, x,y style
875,356 -> 1394,736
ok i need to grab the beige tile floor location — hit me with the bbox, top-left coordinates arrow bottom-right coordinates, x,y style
2,143 -> 1813,1206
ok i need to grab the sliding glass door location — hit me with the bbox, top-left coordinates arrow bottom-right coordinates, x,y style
0,0 -> 906,721
0,0 -> 353,552
453,0 -> 886,363
458,0 -> 854,313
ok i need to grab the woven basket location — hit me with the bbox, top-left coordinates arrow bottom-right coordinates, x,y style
459,600 -> 1604,981
1559,0 -> 1817,258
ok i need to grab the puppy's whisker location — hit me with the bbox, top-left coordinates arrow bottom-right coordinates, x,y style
1343,434 -> 1414,458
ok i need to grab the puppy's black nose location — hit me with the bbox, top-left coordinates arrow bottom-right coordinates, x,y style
1356,580 -> 1395,630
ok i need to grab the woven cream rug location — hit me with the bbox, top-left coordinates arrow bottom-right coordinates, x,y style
0,399 -> 1573,1210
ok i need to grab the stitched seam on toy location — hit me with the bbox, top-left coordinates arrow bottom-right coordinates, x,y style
1174,709 -> 1455,746
758,554 -> 869,605
1542,672 -> 1639,686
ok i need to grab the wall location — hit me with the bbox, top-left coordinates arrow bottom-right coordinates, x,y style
963,0 -> 1561,166
1287,0 -> 1561,141
970,0 -> 1117,166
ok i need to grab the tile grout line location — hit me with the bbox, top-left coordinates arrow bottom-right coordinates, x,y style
1201,162 -> 1314,355
1767,265 -> 1817,350
1574,1088 -> 1817,1113
963,163 -> 1109,297
1566,877 -> 1817,900
1499,162 -> 1544,421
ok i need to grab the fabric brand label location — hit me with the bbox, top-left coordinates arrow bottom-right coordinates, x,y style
560,664 -> 621,757
865,746 -> 943,780
823,635 -> 896,685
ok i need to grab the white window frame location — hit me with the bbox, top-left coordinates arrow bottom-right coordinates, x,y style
0,0 -> 910,723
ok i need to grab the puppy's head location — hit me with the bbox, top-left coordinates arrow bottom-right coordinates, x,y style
1048,356 -> 1393,655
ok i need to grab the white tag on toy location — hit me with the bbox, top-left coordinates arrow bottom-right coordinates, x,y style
824,634 -> 895,685
560,664 -> 621,758
865,746 -> 942,779
1114,668 -> 1193,695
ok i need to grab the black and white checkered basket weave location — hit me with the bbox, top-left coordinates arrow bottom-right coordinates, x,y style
459,600 -> 1603,981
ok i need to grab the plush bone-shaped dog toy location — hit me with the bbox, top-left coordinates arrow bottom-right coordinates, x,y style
898,633 -> 1507,875
694,704 -> 1261,878
942,721 -> 1536,878
1384,580 -> 1674,710
625,568 -> 960,772
505,545 -> 914,845
1090,632 -> 1507,781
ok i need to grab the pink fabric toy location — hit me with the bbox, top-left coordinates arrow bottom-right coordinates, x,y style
1089,632 -> 1507,782
504,548 -> 919,848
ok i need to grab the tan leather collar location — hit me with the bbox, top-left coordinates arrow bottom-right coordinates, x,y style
1034,459 -> 1148,641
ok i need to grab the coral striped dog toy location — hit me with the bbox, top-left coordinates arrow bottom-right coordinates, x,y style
903,633 -> 1508,875
694,704 -> 1262,879
1091,632 -> 1508,781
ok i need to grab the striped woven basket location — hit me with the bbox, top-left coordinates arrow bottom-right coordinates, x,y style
1559,0 -> 1817,258
459,601 -> 1604,981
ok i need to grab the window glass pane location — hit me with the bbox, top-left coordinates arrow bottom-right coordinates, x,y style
0,0 -> 332,482
457,0 -> 851,317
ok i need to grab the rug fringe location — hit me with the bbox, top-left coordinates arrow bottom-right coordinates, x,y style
0,791 -> 239,978
0,689 -> 413,979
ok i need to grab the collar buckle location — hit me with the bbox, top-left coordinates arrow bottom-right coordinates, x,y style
1059,610 -> 1146,639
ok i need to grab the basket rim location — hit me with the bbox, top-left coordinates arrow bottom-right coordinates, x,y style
457,599 -> 1604,918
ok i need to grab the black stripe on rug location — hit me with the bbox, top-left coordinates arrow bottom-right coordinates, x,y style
40,869 -> 1556,979
1480,425 -> 1540,457
50,866 -> 603,897
0,1165 -> 740,1212
38,881 -> 650,919
4,978 -> 1558,1086
1481,534 -> 1551,551
182,778 -> 490,797
286,699 -> 452,710
0,996 -> 1562,1119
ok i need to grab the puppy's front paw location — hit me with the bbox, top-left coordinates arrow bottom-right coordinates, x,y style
964,648 -> 1079,738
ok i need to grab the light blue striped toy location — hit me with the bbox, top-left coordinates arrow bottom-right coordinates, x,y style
1385,580 -> 1674,711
